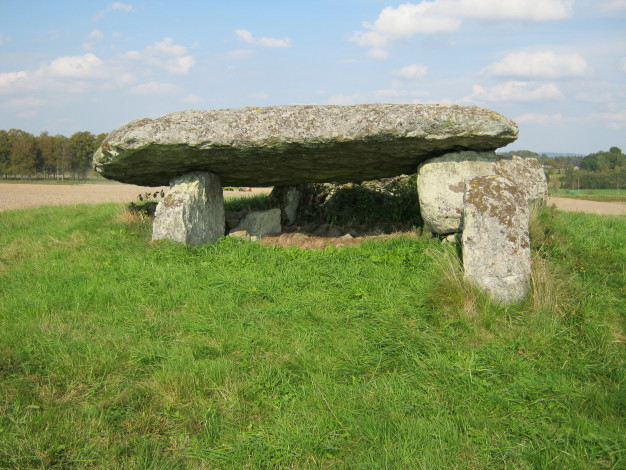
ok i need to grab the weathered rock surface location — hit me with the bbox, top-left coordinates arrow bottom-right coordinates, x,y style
494,156 -> 548,204
268,185 -> 303,226
152,172 -> 224,244
231,208 -> 281,238
417,151 -> 500,234
462,175 -> 531,303
417,152 -> 547,234
93,104 -> 518,187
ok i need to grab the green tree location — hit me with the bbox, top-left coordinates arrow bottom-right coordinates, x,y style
8,129 -> 38,178
69,131 -> 97,179
52,134 -> 69,180
0,130 -> 10,178
37,131 -> 56,178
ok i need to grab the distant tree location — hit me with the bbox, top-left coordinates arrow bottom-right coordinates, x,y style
0,130 -> 10,178
580,147 -> 626,172
52,134 -> 69,180
8,129 -> 37,178
37,131 -> 55,178
69,131 -> 97,179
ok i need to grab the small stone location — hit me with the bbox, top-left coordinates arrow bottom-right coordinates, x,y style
229,230 -> 251,240
233,208 -> 281,238
462,175 -> 531,303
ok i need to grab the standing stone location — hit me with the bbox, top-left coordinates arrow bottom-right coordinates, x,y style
417,151 -> 500,234
417,152 -> 547,234
494,156 -> 548,205
268,185 -> 304,225
152,172 -> 224,244
231,208 -> 281,238
462,175 -> 531,303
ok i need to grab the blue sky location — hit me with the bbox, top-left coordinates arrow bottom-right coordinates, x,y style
1,0 -> 625,154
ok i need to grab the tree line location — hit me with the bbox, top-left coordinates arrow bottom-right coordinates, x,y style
0,129 -> 107,180
499,147 -> 625,190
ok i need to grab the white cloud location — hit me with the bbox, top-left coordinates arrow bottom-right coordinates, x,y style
351,0 -> 573,59
393,64 -> 429,79
599,0 -> 626,11
620,58 -> 626,74
451,0 -> 573,21
83,29 -> 105,50
484,51 -> 589,79
42,53 -> 105,79
5,97 -> 45,108
94,2 -> 134,20
131,81 -> 180,94
146,37 -> 187,57
575,91 -> 613,103
515,112 -> 562,124
1,53 -> 113,96
469,81 -> 563,102
0,71 -> 29,93
224,49 -> 253,60
235,29 -> 291,48
591,109 -> 626,129
111,2 -> 134,13
123,38 -> 195,74
326,88 -> 430,105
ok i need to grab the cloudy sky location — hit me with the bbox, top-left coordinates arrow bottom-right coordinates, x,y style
1,0 -> 625,154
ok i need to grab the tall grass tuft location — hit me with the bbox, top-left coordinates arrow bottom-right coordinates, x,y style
424,243 -> 489,317
426,202 -> 578,319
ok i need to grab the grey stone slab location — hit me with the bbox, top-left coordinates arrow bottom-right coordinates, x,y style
462,175 -> 531,304
93,104 -> 518,186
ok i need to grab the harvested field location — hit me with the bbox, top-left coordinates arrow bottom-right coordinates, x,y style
2,183 -> 624,218
548,197 -> 626,216
0,183 -> 271,212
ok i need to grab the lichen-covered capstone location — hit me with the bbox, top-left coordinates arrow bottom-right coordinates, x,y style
462,175 -> 531,303
93,104 -> 518,187
152,172 -> 224,244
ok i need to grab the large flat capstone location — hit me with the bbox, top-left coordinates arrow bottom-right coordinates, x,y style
93,104 -> 518,187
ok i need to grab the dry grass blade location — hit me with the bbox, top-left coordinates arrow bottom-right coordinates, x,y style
425,243 -> 485,317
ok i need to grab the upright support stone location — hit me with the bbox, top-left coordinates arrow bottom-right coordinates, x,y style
268,185 -> 306,225
152,171 -> 224,245
462,175 -> 531,304
417,151 -> 548,234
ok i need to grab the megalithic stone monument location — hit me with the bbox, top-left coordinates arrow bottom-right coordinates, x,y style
93,103 -> 543,304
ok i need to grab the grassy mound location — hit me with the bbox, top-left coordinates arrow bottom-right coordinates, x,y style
0,202 -> 624,468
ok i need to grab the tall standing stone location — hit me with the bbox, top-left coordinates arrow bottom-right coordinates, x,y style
462,175 -> 531,303
152,172 -> 224,244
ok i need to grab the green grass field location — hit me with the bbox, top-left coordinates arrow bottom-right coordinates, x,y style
549,188 -> 626,202
0,202 -> 624,469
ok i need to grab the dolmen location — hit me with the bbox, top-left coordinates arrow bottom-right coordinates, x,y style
93,104 -> 547,303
